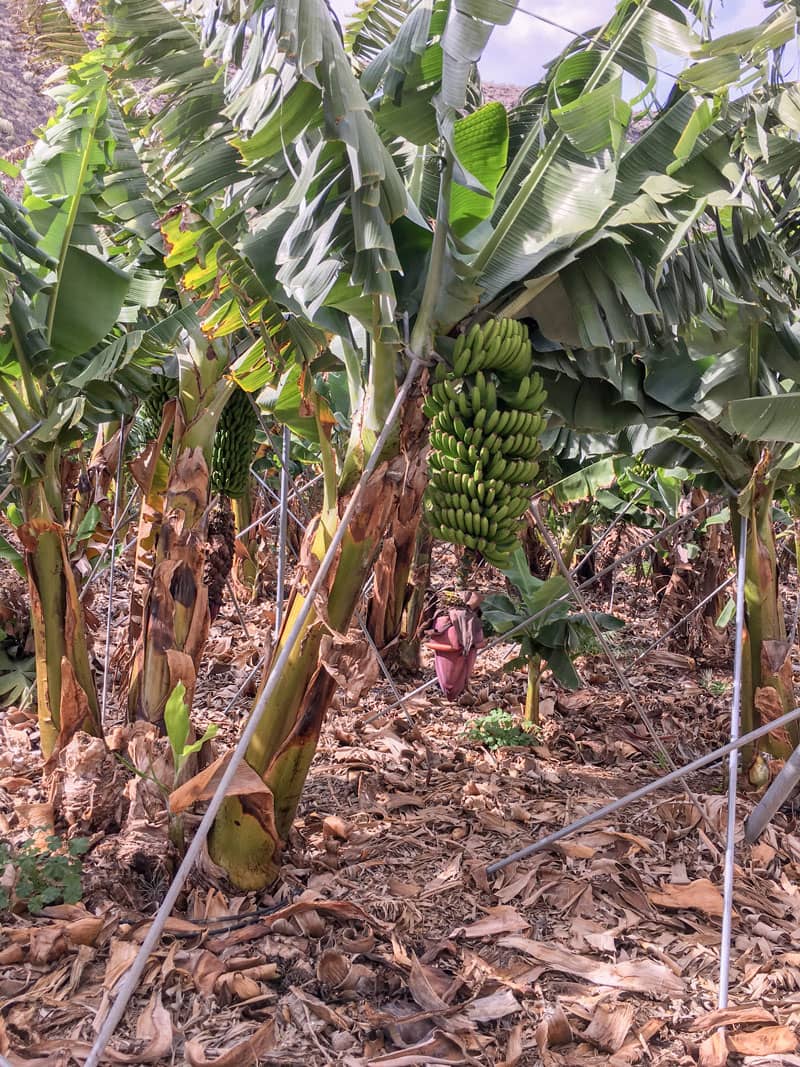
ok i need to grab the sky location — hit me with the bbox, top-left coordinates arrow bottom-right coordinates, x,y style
329,0 -> 774,87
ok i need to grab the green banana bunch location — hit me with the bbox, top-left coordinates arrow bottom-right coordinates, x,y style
211,386 -> 259,499
425,318 -> 548,567
140,373 -> 178,448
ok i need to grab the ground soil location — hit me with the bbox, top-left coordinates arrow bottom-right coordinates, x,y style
3,507 -> 800,1066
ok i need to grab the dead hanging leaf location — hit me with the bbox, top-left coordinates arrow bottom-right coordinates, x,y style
184,1019 -> 276,1067
455,906 -> 530,939
727,1026 -> 799,1055
466,989 -> 521,1023
584,1000 -> 635,1053
52,658 -> 94,764
104,991 -> 173,1063
690,1005 -> 777,1031
367,1029 -> 474,1065
320,635 -> 380,704
698,1030 -> 728,1067
647,878 -> 725,918
499,938 -> 685,997
169,750 -> 276,838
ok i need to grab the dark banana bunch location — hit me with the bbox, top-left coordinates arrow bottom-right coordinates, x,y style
424,319 -> 547,568
211,386 -> 259,500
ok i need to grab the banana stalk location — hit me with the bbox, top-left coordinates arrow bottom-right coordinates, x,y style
19,468 -> 100,760
128,336 -> 234,726
737,483 -> 799,762
524,656 -> 542,725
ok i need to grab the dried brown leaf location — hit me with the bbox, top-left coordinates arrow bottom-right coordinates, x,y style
184,1019 -> 276,1066
584,1000 -> 635,1052
317,949 -> 351,988
105,991 -> 173,1063
497,1023 -> 524,1066
647,878 -> 726,918
698,1030 -> 728,1067
500,938 -> 685,996
367,1028 -> 474,1065
690,1005 -> 776,1031
466,989 -> 521,1023
535,1004 -> 573,1052
408,957 -> 450,1012
455,906 -> 529,939
727,1026 -> 798,1055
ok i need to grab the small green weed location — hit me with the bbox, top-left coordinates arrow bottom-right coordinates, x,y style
465,708 -> 539,751
699,671 -> 729,696
0,833 -> 89,914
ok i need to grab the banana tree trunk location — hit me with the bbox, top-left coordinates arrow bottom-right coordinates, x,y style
19,475 -> 100,761
128,345 -> 233,726
232,493 -> 258,594
128,446 -> 211,725
210,385 -> 427,888
394,518 -> 434,671
738,486 -> 799,762
365,456 -> 428,653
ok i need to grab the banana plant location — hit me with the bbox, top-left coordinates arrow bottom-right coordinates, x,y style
0,61 -> 166,759
482,547 -> 623,724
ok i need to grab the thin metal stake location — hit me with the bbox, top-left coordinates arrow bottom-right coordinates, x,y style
529,499 -> 712,831
275,425 -> 291,640
225,578 -> 251,637
486,704 -> 800,873
718,516 -> 748,1011
84,355 -> 424,1067
100,418 -> 126,729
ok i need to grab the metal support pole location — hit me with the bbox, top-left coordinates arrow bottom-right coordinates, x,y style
485,704 -> 800,874
100,418 -> 126,729
718,516 -> 748,1011
84,355 -> 424,1067
274,426 -> 291,640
